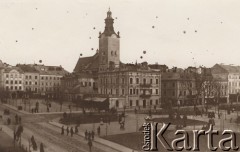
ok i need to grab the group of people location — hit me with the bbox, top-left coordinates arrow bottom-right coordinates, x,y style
85,130 -> 95,152
29,135 -> 44,152
61,125 -> 79,137
85,130 -> 95,141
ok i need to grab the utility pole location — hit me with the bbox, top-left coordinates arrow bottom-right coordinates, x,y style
136,110 -> 138,132
105,123 -> 108,136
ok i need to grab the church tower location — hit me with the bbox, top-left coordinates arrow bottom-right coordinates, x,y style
99,8 -> 120,71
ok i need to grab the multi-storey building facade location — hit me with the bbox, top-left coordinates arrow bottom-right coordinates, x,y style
98,67 -> 161,108
61,9 -> 161,109
0,63 -> 68,98
16,64 -> 40,93
161,71 -> 196,106
33,65 -> 68,98
211,64 -> 240,103
61,73 -> 97,101
1,67 -> 24,95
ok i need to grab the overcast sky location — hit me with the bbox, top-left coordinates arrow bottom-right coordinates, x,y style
1,0 -> 240,72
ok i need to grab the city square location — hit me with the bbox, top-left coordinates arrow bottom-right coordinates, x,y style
1,1 -> 240,152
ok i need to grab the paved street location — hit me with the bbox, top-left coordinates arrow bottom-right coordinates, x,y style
0,103 -> 121,152
4,99 -> 80,114
1,99 -> 240,152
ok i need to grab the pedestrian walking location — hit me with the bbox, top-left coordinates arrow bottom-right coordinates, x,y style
15,114 -> 18,124
61,126 -> 64,135
40,143 -> 44,152
91,130 -> 95,141
97,126 -> 100,136
18,116 -> 21,124
85,130 -> 88,140
36,101 -> 39,113
75,126 -> 78,134
88,139 -> 92,152
7,118 -> 11,125
66,127 -> 69,136
70,127 -> 74,137
88,131 -> 92,140
13,131 -> 16,145
31,135 -> 37,150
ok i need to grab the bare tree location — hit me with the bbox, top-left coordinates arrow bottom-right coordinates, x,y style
211,79 -> 222,115
0,87 -> 10,103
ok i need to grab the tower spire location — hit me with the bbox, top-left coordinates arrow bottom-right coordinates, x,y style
102,8 -> 116,36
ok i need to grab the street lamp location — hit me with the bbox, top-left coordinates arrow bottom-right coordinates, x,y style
105,119 -> 108,136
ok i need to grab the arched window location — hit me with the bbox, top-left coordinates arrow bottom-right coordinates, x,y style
143,78 -> 146,84
130,78 -> 133,84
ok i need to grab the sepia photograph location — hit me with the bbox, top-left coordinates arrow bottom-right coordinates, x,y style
1,0 -> 240,151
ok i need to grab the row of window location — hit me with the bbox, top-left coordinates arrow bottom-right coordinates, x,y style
229,75 -> 240,79
41,82 -> 60,86
5,86 -> 60,92
5,80 -> 61,86
229,82 -> 240,87
6,80 -> 22,84
5,74 -> 22,78
100,88 -> 159,95
25,75 -> 38,79
6,86 -> 22,90
100,78 -> 159,85
5,74 -> 61,80
26,87 -> 38,92
229,89 -> 239,94
102,51 -> 118,56
128,99 -> 159,107
115,99 -> 159,107
130,88 -> 159,95
25,81 -> 38,85
41,76 -> 60,80
129,78 -> 159,84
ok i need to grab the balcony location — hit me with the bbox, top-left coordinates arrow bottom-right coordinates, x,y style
140,94 -> 151,98
140,83 -> 151,88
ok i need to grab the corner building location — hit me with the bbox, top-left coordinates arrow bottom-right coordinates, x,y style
64,9 -> 161,109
